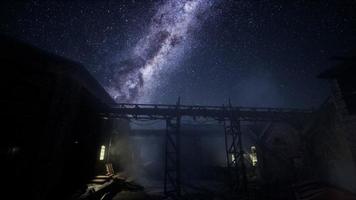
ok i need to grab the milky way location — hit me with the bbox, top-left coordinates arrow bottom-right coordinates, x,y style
106,0 -> 216,103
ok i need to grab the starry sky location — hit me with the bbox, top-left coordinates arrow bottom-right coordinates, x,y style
1,0 -> 355,108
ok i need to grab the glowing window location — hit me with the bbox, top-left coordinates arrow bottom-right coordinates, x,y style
99,145 -> 106,161
250,146 -> 258,166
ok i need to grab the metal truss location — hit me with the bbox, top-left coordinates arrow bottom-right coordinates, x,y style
103,103 -> 312,122
164,117 -> 181,197
224,103 -> 247,193
101,100 -> 313,198
164,99 -> 182,197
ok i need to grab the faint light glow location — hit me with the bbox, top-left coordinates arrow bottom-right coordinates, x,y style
250,146 -> 258,166
99,145 -> 106,161
105,163 -> 115,175
231,154 -> 235,163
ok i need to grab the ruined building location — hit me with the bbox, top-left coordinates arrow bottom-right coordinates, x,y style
1,35 -> 115,200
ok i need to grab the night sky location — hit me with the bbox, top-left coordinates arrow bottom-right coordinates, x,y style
1,0 -> 355,108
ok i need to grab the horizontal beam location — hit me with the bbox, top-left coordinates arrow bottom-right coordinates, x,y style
101,103 -> 313,121
130,129 -> 222,137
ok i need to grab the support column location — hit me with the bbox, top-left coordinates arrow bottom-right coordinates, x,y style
164,99 -> 181,198
224,103 -> 247,194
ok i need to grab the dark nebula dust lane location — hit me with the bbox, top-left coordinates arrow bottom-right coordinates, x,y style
105,0 -> 217,103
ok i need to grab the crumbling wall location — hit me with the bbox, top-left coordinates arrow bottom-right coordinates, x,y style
254,123 -> 303,184
306,100 -> 356,192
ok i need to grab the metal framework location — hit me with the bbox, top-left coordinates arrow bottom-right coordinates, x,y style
164,99 -> 182,197
224,103 -> 248,193
104,103 -> 312,121
101,101 -> 313,198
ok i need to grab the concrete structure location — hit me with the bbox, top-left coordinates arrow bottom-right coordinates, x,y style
310,58 -> 356,192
